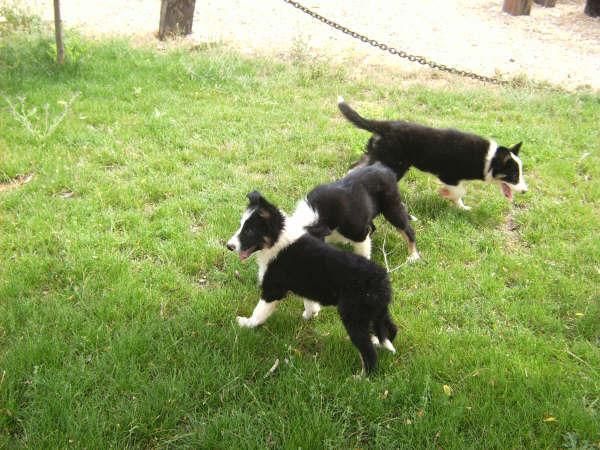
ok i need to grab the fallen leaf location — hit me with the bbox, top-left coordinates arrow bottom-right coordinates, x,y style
20,174 -> 34,184
543,416 -> 557,422
443,384 -> 453,396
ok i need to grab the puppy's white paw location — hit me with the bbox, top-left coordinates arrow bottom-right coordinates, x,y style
406,252 -> 421,264
409,214 -> 418,221
302,302 -> 321,320
459,204 -> 472,211
382,339 -> 397,354
372,336 -> 397,353
302,309 -> 319,320
236,316 -> 256,328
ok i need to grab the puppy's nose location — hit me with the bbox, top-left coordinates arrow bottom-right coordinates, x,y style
226,243 -> 235,251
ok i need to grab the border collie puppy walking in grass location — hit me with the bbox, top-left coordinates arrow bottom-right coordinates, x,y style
338,97 -> 528,210
292,162 -> 420,263
226,191 -> 397,374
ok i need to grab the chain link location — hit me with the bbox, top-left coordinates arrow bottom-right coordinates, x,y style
283,0 -> 510,86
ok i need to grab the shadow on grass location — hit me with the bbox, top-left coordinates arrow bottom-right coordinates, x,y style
409,192 -> 500,228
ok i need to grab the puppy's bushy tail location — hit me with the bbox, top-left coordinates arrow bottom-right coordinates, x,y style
337,97 -> 389,134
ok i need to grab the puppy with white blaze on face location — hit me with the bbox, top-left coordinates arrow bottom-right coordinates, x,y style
226,191 -> 398,375
338,97 -> 528,210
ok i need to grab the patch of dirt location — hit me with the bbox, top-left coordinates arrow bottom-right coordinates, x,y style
21,0 -> 600,90
504,212 -> 520,244
502,206 -> 530,252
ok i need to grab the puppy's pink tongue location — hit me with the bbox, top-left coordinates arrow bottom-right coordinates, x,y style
239,249 -> 252,261
501,183 -> 513,201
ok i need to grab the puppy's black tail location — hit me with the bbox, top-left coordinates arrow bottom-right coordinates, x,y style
337,97 -> 390,135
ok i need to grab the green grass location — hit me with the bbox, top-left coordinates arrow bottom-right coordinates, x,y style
0,29 -> 599,449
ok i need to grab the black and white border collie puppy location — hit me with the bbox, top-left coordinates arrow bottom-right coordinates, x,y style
292,163 -> 420,263
338,98 -> 528,210
226,191 -> 398,374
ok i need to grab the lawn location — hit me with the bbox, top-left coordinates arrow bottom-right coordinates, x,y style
0,26 -> 599,448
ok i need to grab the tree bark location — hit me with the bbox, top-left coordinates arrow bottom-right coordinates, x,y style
503,0 -> 532,15
584,0 -> 600,17
159,0 -> 196,40
53,0 -> 64,64
534,0 -> 556,6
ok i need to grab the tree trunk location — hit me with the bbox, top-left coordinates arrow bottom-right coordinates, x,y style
53,0 -> 64,64
159,0 -> 196,40
584,0 -> 600,17
503,0 -> 532,15
534,0 -> 556,6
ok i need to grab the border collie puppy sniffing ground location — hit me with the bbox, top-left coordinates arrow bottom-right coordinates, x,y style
293,163 -> 420,263
338,97 -> 528,210
226,191 -> 398,374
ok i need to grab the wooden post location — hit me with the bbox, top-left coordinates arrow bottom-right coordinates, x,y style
53,0 -> 64,64
159,0 -> 196,40
502,0 -> 532,15
584,0 -> 600,17
534,0 -> 556,6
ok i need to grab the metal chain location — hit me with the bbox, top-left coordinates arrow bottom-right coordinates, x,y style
282,0 -> 511,86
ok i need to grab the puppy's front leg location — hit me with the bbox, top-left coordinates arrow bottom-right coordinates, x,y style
440,183 -> 471,210
353,235 -> 372,259
237,299 -> 279,328
302,299 -> 321,320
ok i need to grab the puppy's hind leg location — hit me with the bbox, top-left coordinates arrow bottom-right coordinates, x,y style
381,191 -> 420,263
400,231 -> 420,263
339,307 -> 377,375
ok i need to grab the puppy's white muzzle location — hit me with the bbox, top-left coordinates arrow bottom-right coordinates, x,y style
511,181 -> 528,193
226,234 -> 240,252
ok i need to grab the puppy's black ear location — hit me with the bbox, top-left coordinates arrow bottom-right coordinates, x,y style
510,142 -> 522,156
247,191 -> 278,218
247,190 -> 263,206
